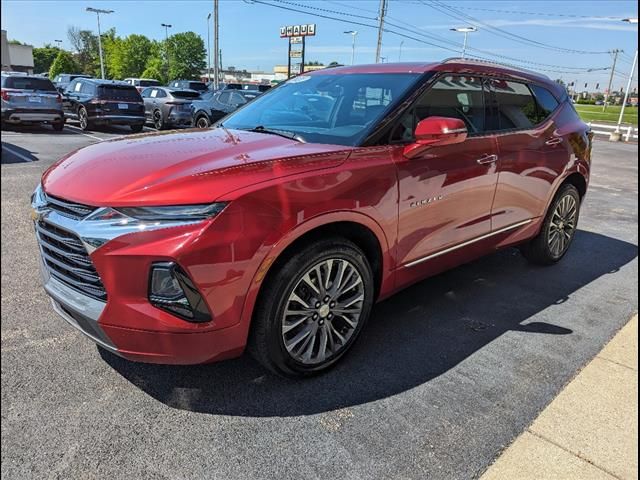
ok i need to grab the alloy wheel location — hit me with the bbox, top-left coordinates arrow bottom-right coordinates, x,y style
153,111 -> 163,130
196,117 -> 209,129
79,109 -> 87,129
548,194 -> 577,258
281,258 -> 365,365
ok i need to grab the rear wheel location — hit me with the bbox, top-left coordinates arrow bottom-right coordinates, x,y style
52,119 -> 65,131
152,109 -> 164,130
521,183 -> 581,265
78,107 -> 92,131
130,123 -> 144,133
248,238 -> 374,377
195,115 -> 210,129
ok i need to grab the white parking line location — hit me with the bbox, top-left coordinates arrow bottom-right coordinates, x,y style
63,125 -> 105,142
1,144 -> 36,162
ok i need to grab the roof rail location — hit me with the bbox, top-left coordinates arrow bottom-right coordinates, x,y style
441,57 -> 543,77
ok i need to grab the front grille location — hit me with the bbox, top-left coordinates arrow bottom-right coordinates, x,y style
36,220 -> 107,301
45,194 -> 95,220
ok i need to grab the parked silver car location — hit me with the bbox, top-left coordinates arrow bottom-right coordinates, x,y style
140,86 -> 199,130
1,74 -> 64,131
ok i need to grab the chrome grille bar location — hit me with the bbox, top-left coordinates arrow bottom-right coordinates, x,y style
44,194 -> 95,220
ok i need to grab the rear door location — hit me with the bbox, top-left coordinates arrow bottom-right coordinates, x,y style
393,74 -> 499,268
490,79 -> 569,230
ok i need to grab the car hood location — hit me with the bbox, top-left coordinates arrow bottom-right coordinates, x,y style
42,128 -> 354,206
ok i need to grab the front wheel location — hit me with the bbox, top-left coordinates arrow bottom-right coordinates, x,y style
52,119 -> 65,131
195,115 -> 210,129
78,107 -> 92,131
521,183 -> 581,265
248,238 -> 374,377
152,109 -> 164,130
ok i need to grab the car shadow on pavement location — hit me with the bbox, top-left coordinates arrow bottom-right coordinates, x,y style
1,142 -> 39,163
101,230 -> 638,417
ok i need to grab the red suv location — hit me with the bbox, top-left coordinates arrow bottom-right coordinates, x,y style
32,60 -> 592,376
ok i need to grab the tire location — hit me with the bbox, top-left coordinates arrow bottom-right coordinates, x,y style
78,107 -> 92,131
52,119 -> 65,131
195,115 -> 210,129
152,109 -> 164,130
130,123 -> 144,133
521,183 -> 581,265
248,238 -> 375,377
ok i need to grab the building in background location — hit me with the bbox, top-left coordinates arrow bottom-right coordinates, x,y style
1,30 -> 34,74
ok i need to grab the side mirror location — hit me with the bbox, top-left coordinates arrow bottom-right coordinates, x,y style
403,116 -> 468,159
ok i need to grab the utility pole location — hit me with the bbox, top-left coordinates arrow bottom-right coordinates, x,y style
161,23 -> 172,80
603,49 -> 622,112
399,40 -> 404,61
615,49 -> 638,135
213,0 -> 219,90
375,0 -> 386,63
207,13 -> 212,83
86,7 -> 114,79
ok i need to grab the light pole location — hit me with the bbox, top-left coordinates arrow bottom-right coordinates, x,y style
54,39 -> 63,49
450,26 -> 477,59
614,18 -> 639,138
344,30 -> 358,65
86,7 -> 113,79
207,13 -> 212,83
161,23 -> 172,80
399,40 -> 404,61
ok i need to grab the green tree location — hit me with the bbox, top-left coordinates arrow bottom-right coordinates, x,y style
49,51 -> 80,79
67,26 -> 99,75
143,55 -> 166,83
33,45 -> 61,74
105,34 -> 153,79
166,32 -> 206,80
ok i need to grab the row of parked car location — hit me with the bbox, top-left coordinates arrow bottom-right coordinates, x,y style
1,72 -> 270,132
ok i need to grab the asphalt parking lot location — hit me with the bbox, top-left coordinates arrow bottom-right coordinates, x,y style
1,126 -> 638,479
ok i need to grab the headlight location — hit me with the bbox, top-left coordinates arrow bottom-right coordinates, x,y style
113,203 -> 227,222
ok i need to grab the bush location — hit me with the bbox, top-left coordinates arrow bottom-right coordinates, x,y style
575,99 -> 596,105
49,51 -> 80,79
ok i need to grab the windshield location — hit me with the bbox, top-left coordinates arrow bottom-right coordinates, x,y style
139,80 -> 161,87
3,77 -> 56,91
98,86 -> 142,101
222,73 -> 421,146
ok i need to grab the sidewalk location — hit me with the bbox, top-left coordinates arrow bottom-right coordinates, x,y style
482,314 -> 638,480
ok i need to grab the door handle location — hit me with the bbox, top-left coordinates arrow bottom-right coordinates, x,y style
545,137 -> 563,146
476,154 -> 498,165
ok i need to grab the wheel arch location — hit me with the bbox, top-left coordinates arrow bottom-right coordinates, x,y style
236,212 -> 393,348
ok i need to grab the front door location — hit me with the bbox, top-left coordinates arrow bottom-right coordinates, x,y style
392,75 -> 499,283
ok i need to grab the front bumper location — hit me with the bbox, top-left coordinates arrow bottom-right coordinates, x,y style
166,111 -> 192,127
34,199 -> 255,365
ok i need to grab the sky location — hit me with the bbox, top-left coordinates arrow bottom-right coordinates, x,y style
1,0 -> 638,91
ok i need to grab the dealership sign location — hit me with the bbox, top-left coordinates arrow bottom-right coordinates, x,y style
280,24 -> 316,37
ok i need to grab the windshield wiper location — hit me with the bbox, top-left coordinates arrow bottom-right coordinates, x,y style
244,125 -> 305,143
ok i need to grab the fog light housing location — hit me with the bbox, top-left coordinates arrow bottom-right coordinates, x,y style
149,262 -> 211,322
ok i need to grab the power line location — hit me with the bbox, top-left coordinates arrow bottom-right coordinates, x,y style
421,0 -> 611,55
248,0 -> 613,74
399,2 -> 626,20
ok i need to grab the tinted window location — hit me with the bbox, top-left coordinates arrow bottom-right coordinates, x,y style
140,88 -> 153,98
139,80 -> 161,87
218,92 -> 232,104
80,82 -> 94,94
155,89 -> 167,98
188,82 -> 207,91
391,75 -> 485,142
223,73 -> 421,146
98,86 -> 141,101
492,80 -> 538,130
230,92 -> 247,105
73,81 -> 83,93
530,84 -> 559,118
3,77 -> 56,91
171,90 -> 200,99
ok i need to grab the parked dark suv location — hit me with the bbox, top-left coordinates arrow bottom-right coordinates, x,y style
190,89 -> 248,128
62,78 -> 145,132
